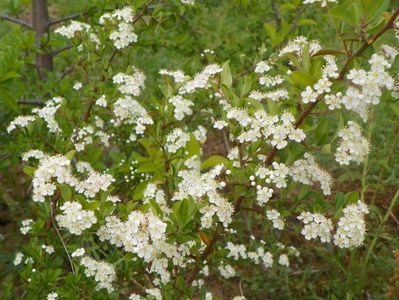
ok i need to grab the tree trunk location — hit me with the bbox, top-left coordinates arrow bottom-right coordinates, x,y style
32,0 -> 53,80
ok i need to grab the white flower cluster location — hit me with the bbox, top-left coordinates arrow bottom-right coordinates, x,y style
80,256 -> 116,292
278,253 -> 289,267
335,121 -> 369,165
165,128 -> 191,153
55,21 -> 90,39
7,116 -> 36,133
290,153 -> 332,195
303,0 -> 337,7
98,211 -> 188,282
42,244 -> 55,254
279,36 -> 321,57
55,21 -> 99,47
20,219 -> 33,235
226,109 -> 305,147
71,123 -> 110,152
71,248 -> 85,257
56,201 -> 97,235
333,201 -> 369,248
95,95 -> 107,107
250,61 -> 288,102
179,64 -> 222,95
47,292 -> 58,300
113,69 -> 145,97
13,252 -> 24,266
218,264 -> 236,279
26,151 -> 114,202
181,0 -> 195,4
301,55 -> 338,104
266,209 -> 285,230
297,212 -> 333,242
255,162 -> 290,189
169,95 -> 193,120
112,96 -> 153,134
226,242 -> 274,269
143,183 -> 168,213
326,52 -> 396,120
8,97 -> 63,135
173,165 -> 234,228
256,186 -> 274,206
159,69 -> 186,82
100,7 -> 137,49
249,89 -> 289,102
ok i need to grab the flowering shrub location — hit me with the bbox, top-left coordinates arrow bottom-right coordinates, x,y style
2,0 -> 399,299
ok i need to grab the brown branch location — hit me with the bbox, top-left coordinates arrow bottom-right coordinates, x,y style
271,0 -> 282,28
0,14 -> 32,29
52,45 -> 73,56
48,13 -> 81,26
17,100 -> 45,107
132,0 -> 155,24
338,8 -> 399,80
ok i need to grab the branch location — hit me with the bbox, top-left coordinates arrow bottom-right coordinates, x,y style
17,100 -> 45,107
0,14 -> 32,29
48,13 -> 81,26
132,0 -> 155,24
271,0 -> 282,28
338,8 -> 399,80
52,45 -> 73,56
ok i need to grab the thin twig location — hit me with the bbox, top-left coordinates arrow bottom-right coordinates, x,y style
132,0 -> 155,24
52,45 -> 73,56
48,13 -> 81,26
0,14 -> 32,29
50,201 -> 76,275
17,100 -> 45,107
271,0 -> 282,28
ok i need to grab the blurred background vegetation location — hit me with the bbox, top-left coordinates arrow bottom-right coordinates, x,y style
0,0 -> 399,298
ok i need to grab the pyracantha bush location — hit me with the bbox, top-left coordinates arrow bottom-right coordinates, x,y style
5,0 -> 399,299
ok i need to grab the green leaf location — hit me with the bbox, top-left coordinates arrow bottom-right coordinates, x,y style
329,6 -> 356,26
290,71 -> 314,87
83,200 -> 100,211
346,191 -> 359,204
23,166 -> 36,177
362,0 -> 389,22
221,61 -> 232,88
59,184 -> 72,201
201,155 -> 231,170
64,150 -> 76,160
186,135 -> 201,157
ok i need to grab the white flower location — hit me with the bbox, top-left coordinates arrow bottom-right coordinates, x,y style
7,116 -> 36,133
169,95 -> 193,120
13,252 -> 24,266
71,248 -> 85,258
278,254 -> 289,267
73,81 -> 82,90
298,212 -> 333,242
255,61 -> 271,74
218,264 -> 236,279
42,244 -> 55,254
20,219 -> 33,235
290,153 -> 332,195
165,128 -> 191,153
333,201 -> 369,248
56,202 -> 97,235
80,256 -> 116,292
335,122 -> 369,165
95,95 -> 107,107
47,292 -> 58,300
266,209 -> 285,230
